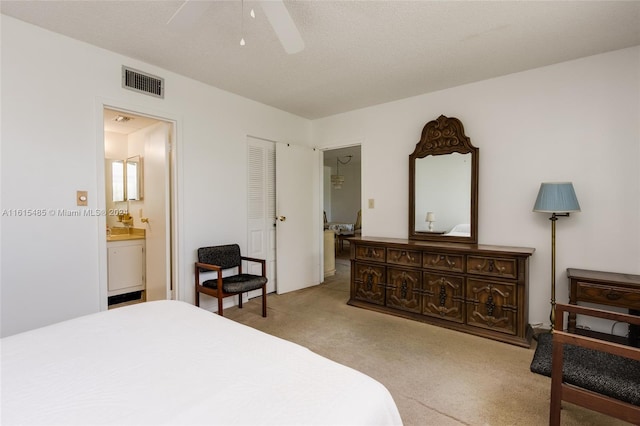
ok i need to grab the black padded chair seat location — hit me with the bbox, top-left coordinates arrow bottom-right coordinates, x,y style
531,332 -> 640,406
203,274 -> 268,294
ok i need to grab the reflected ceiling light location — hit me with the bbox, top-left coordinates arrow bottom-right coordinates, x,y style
240,0 -> 246,46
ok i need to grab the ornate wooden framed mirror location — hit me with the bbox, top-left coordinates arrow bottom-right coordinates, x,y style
409,115 -> 479,243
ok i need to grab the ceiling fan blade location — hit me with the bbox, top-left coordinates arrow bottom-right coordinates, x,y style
167,0 -> 211,30
259,0 -> 305,54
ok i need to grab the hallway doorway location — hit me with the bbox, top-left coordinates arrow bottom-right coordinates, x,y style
322,145 -> 361,280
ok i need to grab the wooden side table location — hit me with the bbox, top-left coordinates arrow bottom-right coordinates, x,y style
567,268 -> 640,346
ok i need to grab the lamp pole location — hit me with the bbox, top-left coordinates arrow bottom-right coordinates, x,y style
549,212 -> 569,331
533,181 -> 580,333
550,213 -> 558,330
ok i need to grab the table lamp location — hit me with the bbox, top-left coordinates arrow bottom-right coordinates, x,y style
425,212 -> 435,231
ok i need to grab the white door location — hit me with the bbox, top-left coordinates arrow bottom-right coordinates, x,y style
275,143 -> 321,294
247,137 -> 277,293
139,122 -> 171,301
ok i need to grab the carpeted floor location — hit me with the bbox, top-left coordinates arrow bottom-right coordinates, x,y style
223,253 -> 630,425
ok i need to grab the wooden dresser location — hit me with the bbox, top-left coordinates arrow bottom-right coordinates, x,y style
348,236 -> 535,347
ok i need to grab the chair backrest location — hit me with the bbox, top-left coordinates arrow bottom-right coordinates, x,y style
355,209 -> 362,230
198,244 -> 242,271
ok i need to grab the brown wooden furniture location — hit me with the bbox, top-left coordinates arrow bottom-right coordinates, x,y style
409,115 -> 479,244
195,244 -> 267,317
550,303 -> 640,426
567,268 -> 640,346
336,232 -> 354,253
348,236 -> 535,347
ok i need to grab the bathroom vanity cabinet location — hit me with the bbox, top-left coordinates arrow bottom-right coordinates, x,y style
107,239 -> 145,296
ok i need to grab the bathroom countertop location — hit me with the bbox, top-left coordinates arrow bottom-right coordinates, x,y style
107,227 -> 145,242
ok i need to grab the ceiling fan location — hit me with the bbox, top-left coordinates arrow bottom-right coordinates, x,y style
167,0 -> 305,54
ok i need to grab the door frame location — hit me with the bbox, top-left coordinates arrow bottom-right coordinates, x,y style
95,98 -> 182,310
320,140 -> 364,273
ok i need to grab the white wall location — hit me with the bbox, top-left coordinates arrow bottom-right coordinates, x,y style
2,14 -> 638,337
329,160 -> 361,224
0,16 -> 311,337
312,47 -> 640,329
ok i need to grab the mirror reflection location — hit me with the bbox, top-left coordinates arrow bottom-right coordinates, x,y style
409,115 -> 478,243
108,156 -> 143,202
414,153 -> 471,235
111,160 -> 125,202
126,156 -> 142,201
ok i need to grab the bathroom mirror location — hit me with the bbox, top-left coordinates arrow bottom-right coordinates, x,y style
409,115 -> 478,243
126,155 -> 143,201
108,156 -> 143,202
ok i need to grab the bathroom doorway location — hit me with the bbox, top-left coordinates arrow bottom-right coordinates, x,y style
103,107 -> 175,307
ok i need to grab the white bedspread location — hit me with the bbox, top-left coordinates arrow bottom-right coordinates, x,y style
1,300 -> 402,425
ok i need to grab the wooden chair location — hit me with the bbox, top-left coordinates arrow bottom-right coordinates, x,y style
550,303 -> 640,425
195,244 -> 267,317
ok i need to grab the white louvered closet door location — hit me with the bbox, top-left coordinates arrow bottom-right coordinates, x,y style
247,137 -> 277,294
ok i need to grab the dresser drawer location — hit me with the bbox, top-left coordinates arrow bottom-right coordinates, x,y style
421,272 -> 464,323
423,252 -> 464,273
467,256 -> 517,280
387,248 -> 421,268
386,267 -> 421,313
466,278 -> 518,335
353,263 -> 386,305
355,245 -> 386,263
575,282 -> 640,309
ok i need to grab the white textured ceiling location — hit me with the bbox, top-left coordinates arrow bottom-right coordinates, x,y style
2,1 -> 639,119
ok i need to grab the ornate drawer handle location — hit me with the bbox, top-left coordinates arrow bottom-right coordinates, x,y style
365,248 -> 379,258
428,255 -> 455,268
473,259 -> 506,274
393,250 -> 416,263
606,292 -> 622,301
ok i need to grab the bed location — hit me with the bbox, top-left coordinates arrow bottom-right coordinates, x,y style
2,300 -> 402,425
444,223 -> 471,237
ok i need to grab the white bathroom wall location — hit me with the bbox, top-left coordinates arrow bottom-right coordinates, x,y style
104,131 -> 128,159
1,16 -> 311,337
312,46 -> 640,329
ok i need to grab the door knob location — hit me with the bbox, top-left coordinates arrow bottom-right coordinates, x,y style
277,216 -> 287,222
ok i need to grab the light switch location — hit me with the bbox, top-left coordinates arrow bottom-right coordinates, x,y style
77,190 -> 88,206
368,198 -> 375,209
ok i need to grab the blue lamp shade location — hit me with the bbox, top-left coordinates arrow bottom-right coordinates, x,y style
533,182 -> 581,213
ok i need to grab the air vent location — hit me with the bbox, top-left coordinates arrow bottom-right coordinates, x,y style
122,66 -> 164,98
